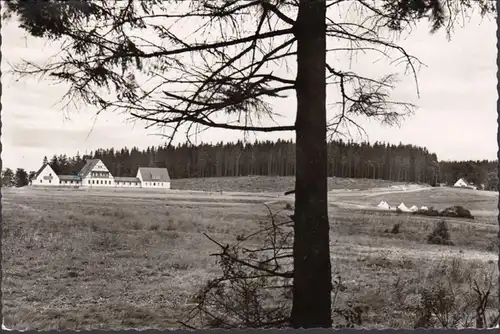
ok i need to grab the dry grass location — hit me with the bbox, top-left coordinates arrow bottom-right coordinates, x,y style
2,180 -> 499,330
357,187 -> 498,213
171,176 -> 410,193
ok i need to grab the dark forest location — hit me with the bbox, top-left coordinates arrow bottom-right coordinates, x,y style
32,140 -> 497,190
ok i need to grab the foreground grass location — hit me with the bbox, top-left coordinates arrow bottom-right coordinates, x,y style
2,185 -> 499,330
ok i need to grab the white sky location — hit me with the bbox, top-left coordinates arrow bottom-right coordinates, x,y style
1,7 -> 497,172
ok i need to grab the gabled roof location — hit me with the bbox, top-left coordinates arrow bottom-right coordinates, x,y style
34,164 -> 48,179
34,164 -> 55,179
78,159 -> 101,178
138,167 -> 170,182
58,175 -> 82,181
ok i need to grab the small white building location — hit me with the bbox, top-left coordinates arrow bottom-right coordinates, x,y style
32,164 -> 60,186
31,158 -> 171,190
453,178 -> 477,190
137,167 -> 171,189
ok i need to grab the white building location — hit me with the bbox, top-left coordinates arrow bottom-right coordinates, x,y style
32,164 -> 60,186
453,178 -> 477,190
32,159 -> 171,189
137,167 -> 171,189
79,159 -> 115,187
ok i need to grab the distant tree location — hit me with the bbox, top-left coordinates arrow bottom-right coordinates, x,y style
485,171 -> 499,191
1,168 -> 15,187
14,168 -> 29,187
42,156 -> 48,165
49,155 -> 61,174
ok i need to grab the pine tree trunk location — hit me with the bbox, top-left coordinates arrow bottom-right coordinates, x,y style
291,0 -> 332,328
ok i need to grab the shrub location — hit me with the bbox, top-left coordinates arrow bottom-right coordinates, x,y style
414,208 -> 439,217
439,206 -> 474,219
385,223 -> 401,234
414,261 -> 498,329
427,220 -> 454,246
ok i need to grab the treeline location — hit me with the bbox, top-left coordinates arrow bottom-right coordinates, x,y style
38,139 -> 441,185
4,140 -> 498,189
439,160 -> 498,190
1,168 -> 30,187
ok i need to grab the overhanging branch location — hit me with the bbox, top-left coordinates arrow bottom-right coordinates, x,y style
130,112 -> 295,132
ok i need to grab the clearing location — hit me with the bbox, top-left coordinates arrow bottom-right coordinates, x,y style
2,176 -> 498,330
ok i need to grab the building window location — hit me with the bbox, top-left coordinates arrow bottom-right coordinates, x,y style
100,180 -> 103,184
49,180 -> 51,184
40,180 -> 42,183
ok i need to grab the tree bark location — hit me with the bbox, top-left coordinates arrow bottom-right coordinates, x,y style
291,0 -> 332,328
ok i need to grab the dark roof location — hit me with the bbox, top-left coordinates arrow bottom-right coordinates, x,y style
114,177 -> 141,183
78,159 -> 100,177
34,164 -> 48,179
138,167 -> 171,182
58,175 -> 82,181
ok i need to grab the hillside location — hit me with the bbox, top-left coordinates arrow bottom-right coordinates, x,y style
170,176 -> 412,193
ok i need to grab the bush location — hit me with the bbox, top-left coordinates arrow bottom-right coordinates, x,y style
414,208 -> 439,217
391,223 -> 401,234
414,261 -> 498,329
439,206 -> 474,219
427,220 -> 454,246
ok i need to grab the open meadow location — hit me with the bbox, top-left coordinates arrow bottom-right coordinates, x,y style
2,176 -> 499,330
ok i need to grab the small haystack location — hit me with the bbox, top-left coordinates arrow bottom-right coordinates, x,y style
397,202 -> 411,212
377,201 -> 390,210
409,205 -> 419,212
420,206 -> 429,211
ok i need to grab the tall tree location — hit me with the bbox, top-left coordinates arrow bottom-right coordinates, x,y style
14,168 -> 29,187
1,168 -> 15,187
5,0 -> 494,328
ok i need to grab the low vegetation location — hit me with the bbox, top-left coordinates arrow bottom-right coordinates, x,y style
414,206 -> 474,219
2,182 -> 498,330
427,220 -> 454,246
171,176 -> 409,193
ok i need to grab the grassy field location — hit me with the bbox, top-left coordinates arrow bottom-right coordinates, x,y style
170,176 -> 411,193
2,177 -> 499,330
